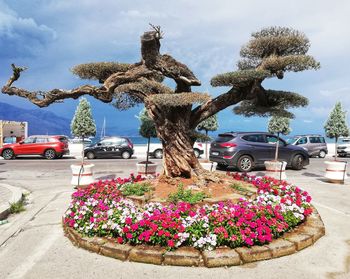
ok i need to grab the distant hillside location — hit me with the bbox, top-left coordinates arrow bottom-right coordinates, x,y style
0,102 -> 71,136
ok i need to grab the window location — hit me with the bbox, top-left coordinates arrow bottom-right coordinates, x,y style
215,134 -> 235,142
296,137 -> 307,145
100,139 -> 114,146
23,137 -> 35,144
35,137 -> 47,143
266,135 -> 285,145
242,134 -> 265,143
309,137 -> 324,144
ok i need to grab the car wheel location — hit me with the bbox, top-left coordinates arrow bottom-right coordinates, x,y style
86,151 -> 95,159
319,150 -> 326,158
154,149 -> 163,159
2,149 -> 14,160
291,154 -> 305,170
44,149 -> 56,160
237,155 -> 254,172
194,149 -> 200,158
121,151 -> 131,159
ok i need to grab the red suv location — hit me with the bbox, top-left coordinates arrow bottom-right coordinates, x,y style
0,135 -> 69,160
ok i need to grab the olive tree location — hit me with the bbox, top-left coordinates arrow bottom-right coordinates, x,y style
324,102 -> 349,161
2,25 -> 320,183
268,116 -> 291,161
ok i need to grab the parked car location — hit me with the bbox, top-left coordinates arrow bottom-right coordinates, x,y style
148,142 -> 204,159
84,136 -> 134,159
286,135 -> 328,158
0,135 -> 69,160
209,132 -> 309,172
337,137 -> 350,157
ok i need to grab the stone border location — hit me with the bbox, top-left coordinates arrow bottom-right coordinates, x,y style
62,207 -> 325,268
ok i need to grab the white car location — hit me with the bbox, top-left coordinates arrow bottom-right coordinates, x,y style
148,142 -> 204,159
337,137 -> 350,157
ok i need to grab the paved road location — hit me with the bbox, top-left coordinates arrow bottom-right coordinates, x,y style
0,157 -> 349,279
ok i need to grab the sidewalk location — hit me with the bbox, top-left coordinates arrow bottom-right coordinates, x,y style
0,183 -> 24,220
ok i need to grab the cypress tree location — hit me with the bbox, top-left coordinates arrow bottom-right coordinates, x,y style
324,102 -> 349,160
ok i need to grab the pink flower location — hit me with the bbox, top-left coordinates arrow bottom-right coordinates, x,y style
131,224 -> 138,231
167,240 -> 175,247
126,233 -> 133,239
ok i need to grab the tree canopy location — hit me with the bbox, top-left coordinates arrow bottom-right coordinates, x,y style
139,108 -> 157,139
1,25 -> 320,179
268,116 -> 291,135
71,97 -> 96,139
324,102 -> 349,140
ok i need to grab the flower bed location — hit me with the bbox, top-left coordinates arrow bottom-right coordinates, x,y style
63,173 -> 314,251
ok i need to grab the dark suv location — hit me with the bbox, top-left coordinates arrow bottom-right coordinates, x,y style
209,132 -> 309,172
84,137 -> 134,159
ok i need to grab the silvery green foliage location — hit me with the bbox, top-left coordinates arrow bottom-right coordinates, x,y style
71,97 -> 96,138
197,114 -> 219,132
324,102 -> 349,139
138,108 -> 157,138
268,116 -> 291,135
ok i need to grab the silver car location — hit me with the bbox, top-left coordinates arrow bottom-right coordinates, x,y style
286,135 -> 328,158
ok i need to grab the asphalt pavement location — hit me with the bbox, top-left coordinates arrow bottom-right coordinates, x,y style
0,156 -> 349,279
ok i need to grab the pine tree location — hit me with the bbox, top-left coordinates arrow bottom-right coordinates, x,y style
3,25 -> 320,182
197,115 -> 219,160
138,108 -> 157,172
324,102 -> 349,160
268,116 -> 291,161
71,97 -> 96,163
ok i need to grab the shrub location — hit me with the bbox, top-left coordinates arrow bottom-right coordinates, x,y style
121,182 -> 152,196
167,184 -> 207,204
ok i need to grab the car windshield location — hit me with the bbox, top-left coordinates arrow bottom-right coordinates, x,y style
285,137 -> 298,144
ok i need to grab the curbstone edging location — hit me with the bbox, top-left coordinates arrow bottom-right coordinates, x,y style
62,206 -> 325,267
0,183 -> 25,220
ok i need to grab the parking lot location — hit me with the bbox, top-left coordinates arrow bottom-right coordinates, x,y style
0,156 -> 350,278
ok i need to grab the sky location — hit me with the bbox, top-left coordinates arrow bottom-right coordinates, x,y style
0,0 -> 350,137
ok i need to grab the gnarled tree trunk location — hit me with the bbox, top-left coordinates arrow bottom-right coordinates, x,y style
147,104 -> 203,178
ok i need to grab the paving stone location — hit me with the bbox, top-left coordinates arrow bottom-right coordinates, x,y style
235,246 -> 272,263
283,233 -> 313,251
163,247 -> 201,266
129,245 -> 166,265
100,240 -> 132,261
266,239 -> 296,258
296,226 -> 325,242
202,247 -> 241,267
79,236 -> 101,253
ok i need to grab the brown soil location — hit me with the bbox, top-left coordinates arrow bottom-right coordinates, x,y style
143,174 -> 257,203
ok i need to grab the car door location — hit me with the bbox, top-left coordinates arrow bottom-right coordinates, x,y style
16,136 -> 37,154
97,139 -> 115,158
241,134 -> 270,164
33,137 -> 48,154
265,135 -> 290,161
295,137 -> 309,154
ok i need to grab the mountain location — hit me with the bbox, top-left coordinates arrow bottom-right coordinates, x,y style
0,102 -> 71,136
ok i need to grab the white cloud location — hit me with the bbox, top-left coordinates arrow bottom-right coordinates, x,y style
0,0 -> 56,59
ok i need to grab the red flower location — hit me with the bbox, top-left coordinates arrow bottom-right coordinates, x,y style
167,240 -> 175,247
117,237 -> 123,244
126,233 -> 133,239
122,227 -> 129,233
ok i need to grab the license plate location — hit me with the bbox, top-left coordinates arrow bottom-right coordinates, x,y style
211,152 -> 219,156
